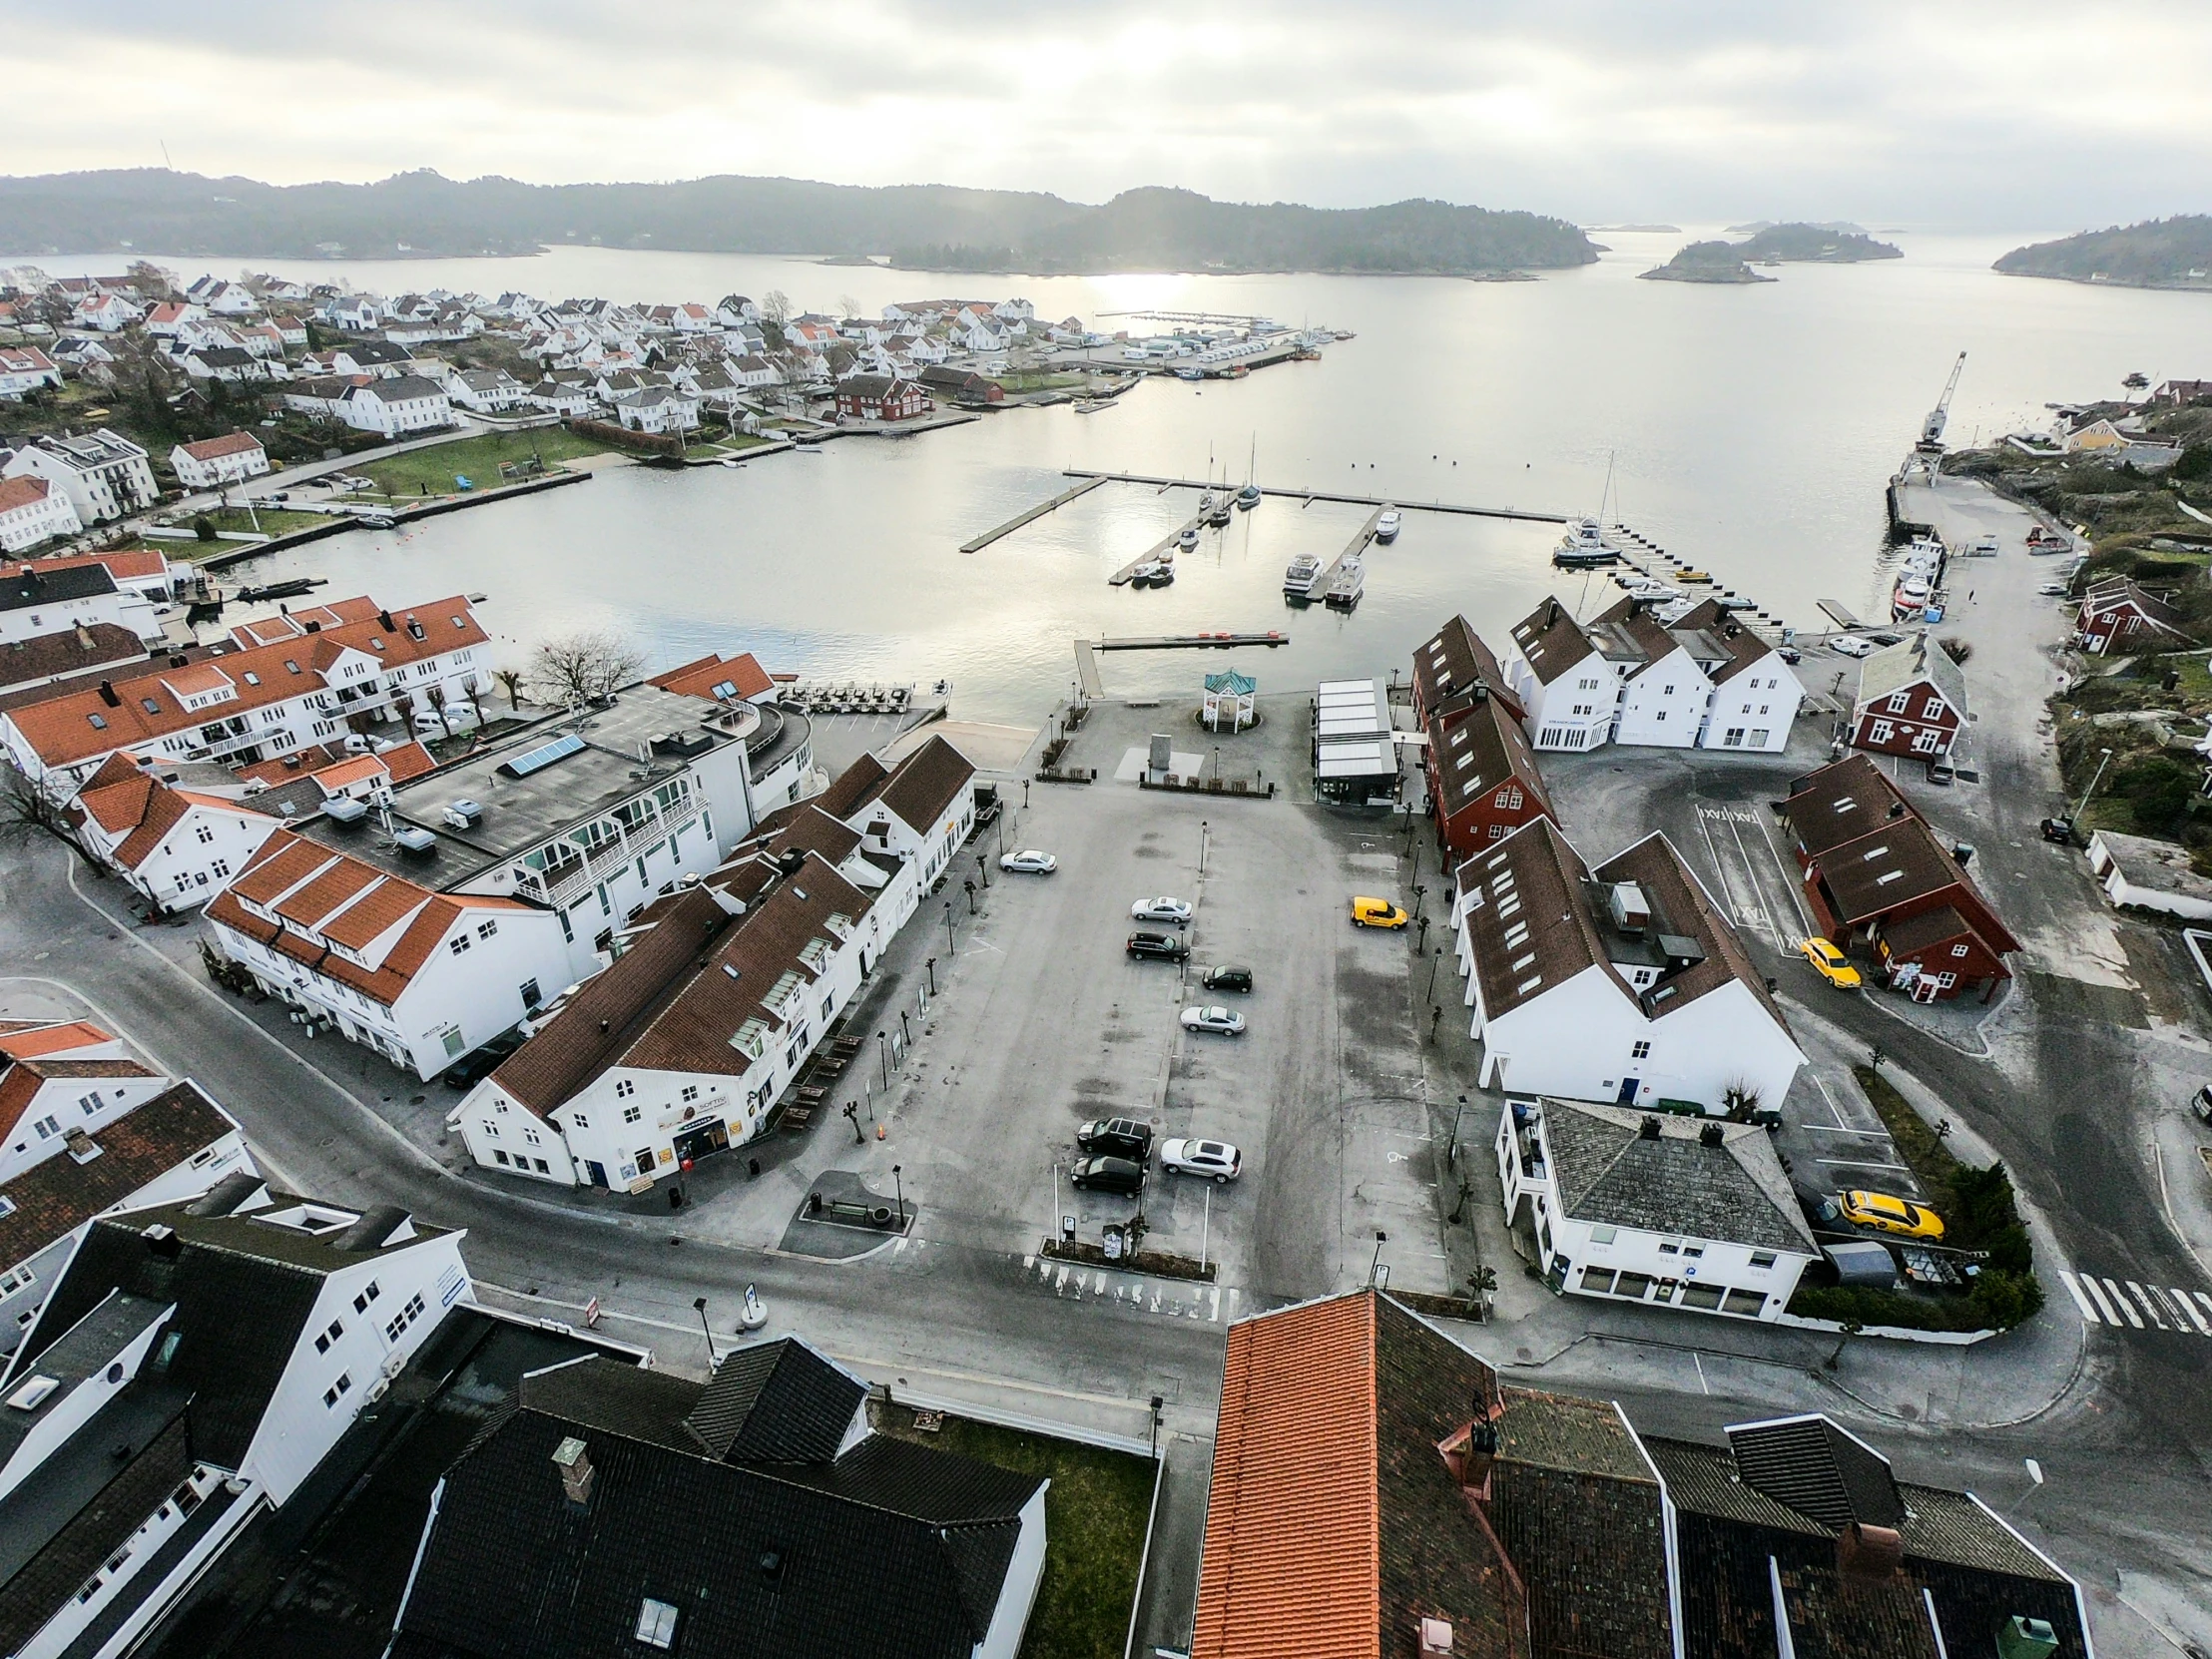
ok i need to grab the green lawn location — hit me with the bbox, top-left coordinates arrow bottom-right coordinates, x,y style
875,1407 -> 1155,1659
183,507 -> 335,537
340,428 -> 616,500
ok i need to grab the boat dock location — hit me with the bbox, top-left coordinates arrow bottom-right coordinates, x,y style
1295,507 -> 1385,604
1107,515 -> 1207,585
960,474 -> 1110,554
1818,599 -> 1866,630
1063,471 -> 1568,523
1096,633 -> 1289,651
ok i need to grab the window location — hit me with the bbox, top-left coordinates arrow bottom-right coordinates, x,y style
623,1104 -> 642,1124
1950,943 -> 1969,957
1749,730 -> 1769,747
1589,1225 -> 1617,1245
1868,719 -> 1894,744
476,919 -> 498,940
493,1149 -> 510,1165
615,1079 -> 636,1098
314,1319 -> 343,1354
141,698 -> 161,714
1613,1272 -> 1653,1300
212,858 -> 230,879
1630,1041 -> 1650,1059
1680,1283 -> 1726,1310
78,1091 -> 104,1115
33,1115 -> 61,1139
197,824 -> 216,844
520,978 -> 542,1009
1748,1251 -> 1779,1270
1724,728 -> 1744,747
384,1291 -> 427,1342
1580,1267 -> 1617,1294
1722,1288 -> 1767,1316
1658,1241 -> 1680,1256
1682,1245 -> 1704,1259
323,1373 -> 352,1407
448,934 -> 471,955
88,714 -> 108,730
1886,691 -> 1912,714
681,1085 -> 700,1102
352,1281 -> 381,1314
1923,697 -> 1943,719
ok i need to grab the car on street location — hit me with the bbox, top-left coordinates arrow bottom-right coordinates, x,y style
2192,1084 -> 2212,1127
1798,937 -> 1863,989
1160,1137 -> 1243,1183
1926,758 -> 1954,786
1202,963 -> 1254,993
1069,1155 -> 1146,1195
1127,930 -> 1190,961
440,1029 -> 526,1089
1351,895 -> 1408,929
1076,1117 -> 1154,1160
1131,896 -> 1194,925
1180,1005 -> 1247,1036
1840,1189 -> 1945,1240
1830,636 -> 1875,659
999,849 -> 1058,874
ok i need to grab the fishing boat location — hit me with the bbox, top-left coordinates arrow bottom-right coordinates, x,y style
1283,553 -> 1323,598
1325,554 -> 1366,609
1374,507 -> 1402,543
1892,573 -> 1931,621
1175,365 -> 1204,381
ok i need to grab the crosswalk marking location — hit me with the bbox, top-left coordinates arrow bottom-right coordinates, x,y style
2061,1267 -> 2212,1337
2057,1272 -> 2099,1323
2176,1292 -> 2212,1336
2082,1275 -> 2124,1325
2127,1282 -> 2167,1330
2101,1278 -> 2144,1328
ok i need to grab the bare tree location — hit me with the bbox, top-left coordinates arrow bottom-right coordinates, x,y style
529,629 -> 645,709
837,293 -> 860,320
0,769 -> 105,872
760,289 -> 792,328
493,667 -> 526,711
2122,370 -> 2150,402
423,682 -> 453,741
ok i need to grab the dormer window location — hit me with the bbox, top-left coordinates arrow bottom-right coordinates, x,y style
244,672 -> 261,686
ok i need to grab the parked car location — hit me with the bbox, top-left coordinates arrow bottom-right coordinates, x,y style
1127,931 -> 1190,962
2037,582 -> 2069,597
440,1029 -> 525,1089
1069,1155 -> 1146,1195
1840,1189 -> 1945,1240
1351,895 -> 1408,929
999,849 -> 1058,874
1202,964 -> 1254,993
1798,937 -> 1863,990
1830,636 -> 1875,659
1778,647 -> 1802,666
1131,896 -> 1194,925
1926,758 -> 1954,786
2039,816 -> 2075,843
1180,1005 -> 1247,1036
413,701 -> 479,735
1160,1137 -> 1242,1183
1077,1117 -> 1154,1160
2192,1084 -> 2212,1127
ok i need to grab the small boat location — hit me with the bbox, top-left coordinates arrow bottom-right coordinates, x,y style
1237,481 -> 1262,510
1175,365 -> 1204,381
1552,541 -> 1618,568
1129,561 -> 1164,587
1674,568 -> 1713,583
1283,553 -> 1323,597
1202,491 -> 1232,527
1374,508 -> 1402,543
1178,526 -> 1200,550
1073,399 -> 1109,413
1893,575 -> 1931,620
1326,554 -> 1366,609
1149,562 -> 1175,586
1226,363 -> 1249,379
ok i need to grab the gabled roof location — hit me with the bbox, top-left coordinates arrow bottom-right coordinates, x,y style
1506,595 -> 1598,686
392,1345 -> 1042,1659
1810,816 -> 2018,950
813,751 -> 889,820
2,561 -> 117,613
1854,631 -> 1965,718
1726,1414 -> 1905,1528
1672,598 -> 1787,686
1594,831 -> 1790,1028
2079,575 -> 2190,637
0,624 -> 149,696
0,1082 -> 236,1284
0,1020 -> 115,1062
1535,1098 -> 1818,1254
1780,755 -> 1912,861
1456,817 -> 1609,1021
0,476 -> 60,516
649,650 -> 775,703
1412,614 -> 1524,721
175,431 -> 266,462
681,1341 -> 864,1463
871,735 -> 976,834
1429,689 -> 1551,824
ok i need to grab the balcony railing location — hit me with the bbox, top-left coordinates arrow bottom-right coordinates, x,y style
524,792 -> 703,907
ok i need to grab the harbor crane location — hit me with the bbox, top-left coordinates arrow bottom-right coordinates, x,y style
1920,350 -> 1967,449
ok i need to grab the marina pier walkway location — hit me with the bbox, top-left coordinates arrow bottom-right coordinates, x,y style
960,474 -> 1110,553
1062,471 -> 1569,523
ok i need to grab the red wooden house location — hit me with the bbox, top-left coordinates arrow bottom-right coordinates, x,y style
834,373 -> 929,422
2076,576 -> 2191,656
1848,633 -> 1965,759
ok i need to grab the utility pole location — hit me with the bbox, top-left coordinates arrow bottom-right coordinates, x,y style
2072,746 -> 2114,824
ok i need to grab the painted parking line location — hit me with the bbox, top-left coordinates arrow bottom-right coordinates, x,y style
2057,1271 -> 2101,1324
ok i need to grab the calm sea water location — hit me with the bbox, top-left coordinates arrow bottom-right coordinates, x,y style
21,232 -> 2209,723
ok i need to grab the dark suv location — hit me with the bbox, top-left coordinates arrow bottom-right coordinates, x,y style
1202,964 -> 1254,993
1127,931 -> 1189,962
1077,1117 -> 1154,1160
1069,1156 -> 1146,1195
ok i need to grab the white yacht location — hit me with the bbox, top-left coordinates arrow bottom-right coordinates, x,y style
1283,553 -> 1323,597
1178,525 -> 1200,550
1326,554 -> 1367,609
1374,507 -> 1402,543
1552,517 -> 1618,567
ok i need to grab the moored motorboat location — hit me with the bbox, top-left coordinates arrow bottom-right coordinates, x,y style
1374,507 -> 1402,543
1130,561 -> 1164,587
1283,553 -> 1323,597
1237,481 -> 1262,510
1326,554 -> 1366,609
1178,526 -> 1200,549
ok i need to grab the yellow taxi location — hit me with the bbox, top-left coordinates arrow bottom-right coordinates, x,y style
1840,1190 -> 1945,1240
1351,896 -> 1409,929
1799,937 -> 1863,989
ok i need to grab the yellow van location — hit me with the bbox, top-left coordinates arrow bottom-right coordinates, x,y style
1351,896 -> 1408,929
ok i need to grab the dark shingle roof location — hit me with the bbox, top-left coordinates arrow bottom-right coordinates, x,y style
1507,596 -> 1597,686
1595,831 -> 1791,1029
1781,755 -> 1914,861
396,1349 -> 1042,1659
1538,1099 -> 1818,1254
813,752 -> 889,820
872,735 -> 975,835
1725,1414 -> 1906,1528
682,1341 -> 864,1463
2,561 -> 119,613
1430,691 -> 1550,823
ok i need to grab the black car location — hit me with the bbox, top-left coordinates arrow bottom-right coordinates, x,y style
1077,1117 -> 1154,1159
440,1030 -> 526,1089
1069,1156 -> 1146,1195
1202,964 -> 1254,993
1127,931 -> 1189,961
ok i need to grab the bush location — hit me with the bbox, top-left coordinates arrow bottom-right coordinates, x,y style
2174,445 -> 2212,483
1789,1284 -> 1994,1333
192,514 -> 217,542
1937,636 -> 1971,665
2110,753 -> 2200,836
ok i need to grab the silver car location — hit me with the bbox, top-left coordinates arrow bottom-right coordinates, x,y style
999,849 -> 1058,874
1180,1005 -> 1247,1036
1131,896 -> 1194,925
1160,1137 -> 1243,1183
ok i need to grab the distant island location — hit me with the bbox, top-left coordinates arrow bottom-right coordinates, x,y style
1638,241 -> 1776,284
1732,223 -> 1902,263
1726,219 -> 1870,237
0,168 -> 1600,276
1993,216 -> 2212,289
1584,224 -> 1681,234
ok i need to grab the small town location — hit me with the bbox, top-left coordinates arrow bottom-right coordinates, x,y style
7,17 -> 2212,1654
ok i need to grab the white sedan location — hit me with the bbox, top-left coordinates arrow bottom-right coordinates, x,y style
1180,1005 -> 1247,1036
999,849 -> 1059,874
1161,1137 -> 1243,1183
1131,896 -> 1194,925
1830,636 -> 1876,659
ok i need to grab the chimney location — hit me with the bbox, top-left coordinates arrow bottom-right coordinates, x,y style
1417,1618 -> 1454,1658
1546,598 -> 1560,628
74,622 -> 95,650
99,679 -> 121,707
550,1435 -> 595,1505
1836,1521 -> 1904,1580
1639,1115 -> 1661,1140
378,610 -> 396,632
142,1222 -> 182,1259
1699,1121 -> 1726,1148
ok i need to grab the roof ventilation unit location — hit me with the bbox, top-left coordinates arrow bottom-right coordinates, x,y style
1608,882 -> 1650,937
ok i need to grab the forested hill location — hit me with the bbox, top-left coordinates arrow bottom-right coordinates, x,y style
1995,217 -> 2212,287
0,170 -> 1598,274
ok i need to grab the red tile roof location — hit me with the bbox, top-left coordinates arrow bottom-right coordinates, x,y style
0,476 -> 57,515
176,430 -> 267,461
649,651 -> 776,703
0,1020 -> 114,1062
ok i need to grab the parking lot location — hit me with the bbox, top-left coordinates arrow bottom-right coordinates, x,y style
858,692 -> 1455,1305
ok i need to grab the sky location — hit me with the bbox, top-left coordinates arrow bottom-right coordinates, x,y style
8,1 -> 2210,232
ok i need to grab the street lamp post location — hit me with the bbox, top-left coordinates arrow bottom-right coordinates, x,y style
1424,947 -> 1443,1001
892,1163 -> 904,1229
877,1031 -> 889,1089
943,900 -> 955,953
1369,1230 -> 1388,1286
1448,1093 -> 1468,1164
900,1009 -> 910,1046
1150,1394 -> 1166,1461
2072,747 -> 2114,824
694,1296 -> 716,1368
1199,821 -> 1209,876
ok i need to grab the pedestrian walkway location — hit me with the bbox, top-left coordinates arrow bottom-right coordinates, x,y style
2056,1267 -> 2212,1337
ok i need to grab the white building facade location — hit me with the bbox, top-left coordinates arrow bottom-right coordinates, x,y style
3,429 -> 159,524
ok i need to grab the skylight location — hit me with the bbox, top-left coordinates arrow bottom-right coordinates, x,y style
500,732 -> 586,779
635,1599 -> 678,1649
1516,975 -> 1543,994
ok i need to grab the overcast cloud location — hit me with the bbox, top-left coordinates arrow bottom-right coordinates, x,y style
8,1 -> 2208,230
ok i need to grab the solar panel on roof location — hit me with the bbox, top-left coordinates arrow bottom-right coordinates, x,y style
498,731 -> 585,779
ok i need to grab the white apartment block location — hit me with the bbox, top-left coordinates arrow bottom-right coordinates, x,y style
0,475 -> 85,553
336,375 -> 454,436
71,754 -> 282,911
2,429 -> 159,524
